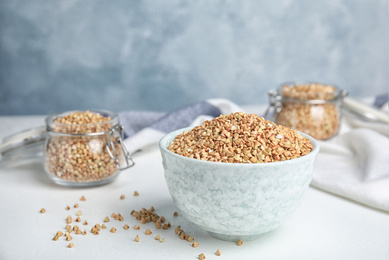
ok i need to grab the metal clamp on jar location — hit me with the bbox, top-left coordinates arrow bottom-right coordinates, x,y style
265,82 -> 348,140
0,110 -> 135,187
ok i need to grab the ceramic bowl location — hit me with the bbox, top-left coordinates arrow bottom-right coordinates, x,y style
159,127 -> 320,241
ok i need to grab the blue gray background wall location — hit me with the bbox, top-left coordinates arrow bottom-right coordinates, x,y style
1,0 -> 388,115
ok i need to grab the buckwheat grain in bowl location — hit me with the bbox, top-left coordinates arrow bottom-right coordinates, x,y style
168,112 -> 313,163
159,112 -> 319,241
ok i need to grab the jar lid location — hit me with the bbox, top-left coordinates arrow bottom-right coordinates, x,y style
0,126 -> 46,166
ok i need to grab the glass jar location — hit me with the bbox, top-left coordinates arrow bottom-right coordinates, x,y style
44,110 -> 134,186
265,82 -> 348,140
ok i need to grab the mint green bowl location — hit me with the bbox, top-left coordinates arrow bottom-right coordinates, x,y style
159,127 -> 319,241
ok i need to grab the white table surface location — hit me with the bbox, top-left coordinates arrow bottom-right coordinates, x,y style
0,114 -> 389,260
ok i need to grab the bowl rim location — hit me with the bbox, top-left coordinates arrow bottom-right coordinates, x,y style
159,126 -> 320,167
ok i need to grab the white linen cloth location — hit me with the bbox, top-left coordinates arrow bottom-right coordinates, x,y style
311,97 -> 389,212
119,98 -> 389,212
312,127 -> 389,212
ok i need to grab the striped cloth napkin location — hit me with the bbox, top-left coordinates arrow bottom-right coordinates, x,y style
119,99 -> 242,155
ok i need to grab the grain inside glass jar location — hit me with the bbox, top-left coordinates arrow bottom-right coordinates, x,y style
45,110 -> 123,185
275,83 -> 343,140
